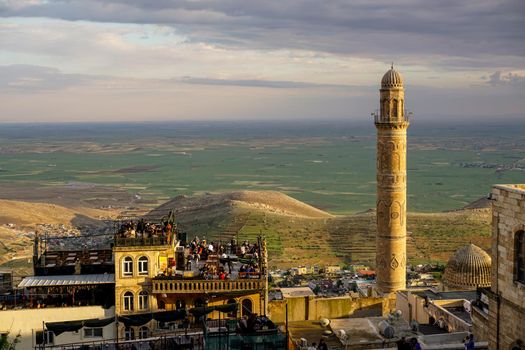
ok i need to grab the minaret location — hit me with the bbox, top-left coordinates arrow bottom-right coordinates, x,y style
374,65 -> 410,294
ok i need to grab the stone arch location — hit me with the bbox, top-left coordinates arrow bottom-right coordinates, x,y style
123,291 -> 134,311
241,298 -> 253,317
510,339 -> 524,350
393,99 -> 398,119
389,200 -> 404,227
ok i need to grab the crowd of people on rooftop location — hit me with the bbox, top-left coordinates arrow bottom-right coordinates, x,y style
183,237 -> 261,280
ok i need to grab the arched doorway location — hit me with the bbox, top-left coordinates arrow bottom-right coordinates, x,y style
176,299 -> 186,310
241,299 -> 252,317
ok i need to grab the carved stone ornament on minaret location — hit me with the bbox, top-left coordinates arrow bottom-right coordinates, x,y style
374,66 -> 410,294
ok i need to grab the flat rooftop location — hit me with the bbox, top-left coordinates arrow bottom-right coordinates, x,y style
412,289 -> 476,301
280,287 -> 315,299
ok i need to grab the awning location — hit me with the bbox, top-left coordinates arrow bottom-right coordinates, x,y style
190,303 -> 237,318
118,309 -> 187,327
46,317 -> 114,336
18,274 -> 115,288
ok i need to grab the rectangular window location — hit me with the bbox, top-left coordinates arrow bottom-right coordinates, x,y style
84,328 -> 103,338
138,259 -> 148,275
123,259 -> 133,276
35,331 -> 54,345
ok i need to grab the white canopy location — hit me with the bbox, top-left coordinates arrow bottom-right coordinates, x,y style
18,274 -> 115,288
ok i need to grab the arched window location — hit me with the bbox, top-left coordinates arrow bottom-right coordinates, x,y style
515,231 -> 525,283
138,326 -> 149,339
241,299 -> 252,317
510,339 -> 524,350
122,256 -> 133,277
123,291 -> 134,311
138,291 -> 149,310
393,99 -> 398,119
124,327 -> 134,341
175,300 -> 186,310
138,256 -> 148,275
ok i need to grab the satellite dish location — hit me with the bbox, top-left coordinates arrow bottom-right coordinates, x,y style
463,300 -> 471,313
378,320 -> 395,338
336,329 -> 348,342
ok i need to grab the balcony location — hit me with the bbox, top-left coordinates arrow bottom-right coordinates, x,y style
152,278 -> 265,294
373,109 -> 411,124
374,114 -> 410,124
113,236 -> 169,247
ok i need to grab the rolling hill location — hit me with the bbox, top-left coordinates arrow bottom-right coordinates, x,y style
147,191 -> 492,268
0,191 -> 491,274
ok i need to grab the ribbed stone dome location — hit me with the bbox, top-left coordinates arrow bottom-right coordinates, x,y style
381,67 -> 403,88
443,244 -> 491,290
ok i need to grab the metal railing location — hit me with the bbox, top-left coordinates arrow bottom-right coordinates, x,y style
151,279 -> 264,294
114,236 -> 168,247
36,332 -> 205,350
373,113 -> 410,124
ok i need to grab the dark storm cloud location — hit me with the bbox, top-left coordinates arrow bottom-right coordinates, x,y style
2,0 -> 524,69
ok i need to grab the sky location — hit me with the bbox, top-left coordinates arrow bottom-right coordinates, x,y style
0,0 -> 524,122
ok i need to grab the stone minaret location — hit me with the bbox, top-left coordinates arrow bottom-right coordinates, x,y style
374,65 -> 409,294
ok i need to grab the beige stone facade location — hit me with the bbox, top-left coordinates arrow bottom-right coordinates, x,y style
487,184 -> 525,349
375,67 -> 409,294
113,238 -> 267,339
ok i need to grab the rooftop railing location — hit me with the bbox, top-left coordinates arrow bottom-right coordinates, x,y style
151,278 -> 265,294
114,236 -> 169,247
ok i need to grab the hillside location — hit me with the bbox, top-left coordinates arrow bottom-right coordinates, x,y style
0,199 -> 118,274
148,191 -> 492,268
0,191 -> 492,273
147,191 -> 333,219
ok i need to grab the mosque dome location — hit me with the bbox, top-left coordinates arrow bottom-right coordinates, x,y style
443,244 -> 491,290
381,66 -> 403,88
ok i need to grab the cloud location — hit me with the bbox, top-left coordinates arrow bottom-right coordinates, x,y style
485,71 -> 525,87
1,0 -> 524,69
179,76 -> 352,89
0,64 -> 97,92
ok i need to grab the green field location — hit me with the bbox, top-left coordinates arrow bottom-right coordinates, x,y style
0,120 -> 523,214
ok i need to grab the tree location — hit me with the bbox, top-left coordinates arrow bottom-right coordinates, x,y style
0,332 -> 21,350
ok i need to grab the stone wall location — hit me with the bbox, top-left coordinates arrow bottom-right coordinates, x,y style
268,296 -> 383,323
0,306 -> 115,350
488,185 -> 525,349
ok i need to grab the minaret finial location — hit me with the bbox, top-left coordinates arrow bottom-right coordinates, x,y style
391,62 -> 394,69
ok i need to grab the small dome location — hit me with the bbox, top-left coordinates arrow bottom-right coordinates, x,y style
443,244 -> 491,290
381,67 -> 403,88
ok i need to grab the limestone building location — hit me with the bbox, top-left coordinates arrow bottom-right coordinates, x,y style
374,66 -> 410,294
485,185 -> 525,349
443,243 -> 492,290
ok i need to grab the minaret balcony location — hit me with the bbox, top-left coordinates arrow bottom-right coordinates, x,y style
373,113 -> 410,125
